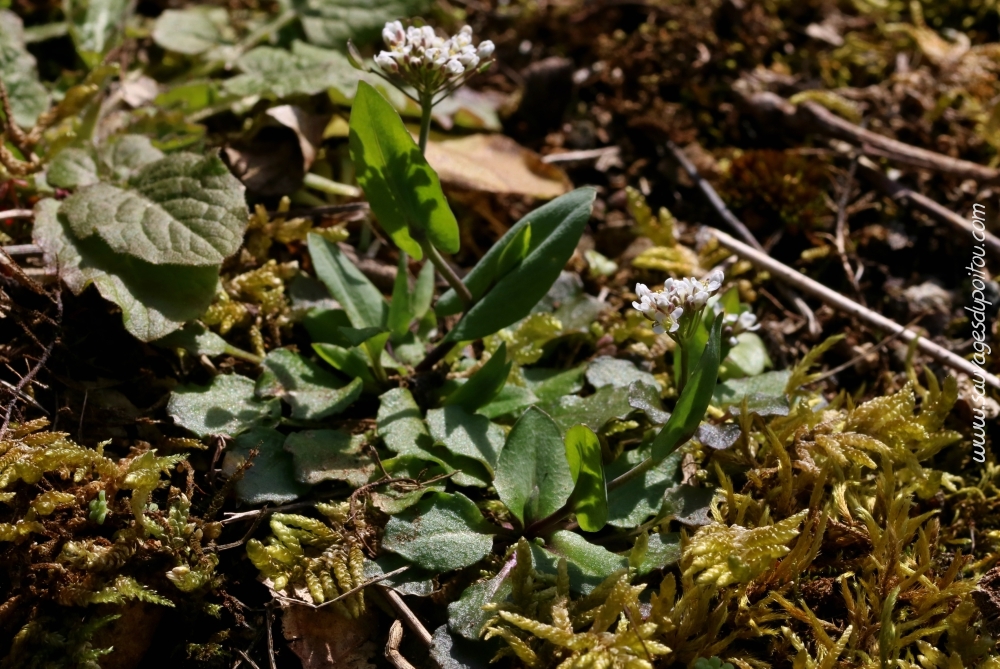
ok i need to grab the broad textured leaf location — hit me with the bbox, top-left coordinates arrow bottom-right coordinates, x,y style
168,373 -> 280,438
382,492 -> 498,572
523,365 -> 586,401
60,152 -> 248,266
442,189 -> 595,341
430,625 -> 492,669
152,7 -> 230,55
221,427 -> 309,504
651,314 -> 724,462
564,425 -> 607,532
586,356 -> 659,390
371,455 -> 447,514
377,388 -> 489,488
154,322 -> 227,356
713,370 -> 792,416
529,530 -> 627,595
426,406 -> 505,476
307,234 -> 388,329
448,573 -> 512,640
364,554 -> 436,597
437,189 -> 594,318
49,135 -> 164,190
97,134 -> 165,182
605,446 -> 682,528
349,82 -> 459,258
479,384 -> 539,420
720,332 -> 771,380
47,149 -> 100,189
290,0 -> 432,48
0,11 -> 50,127
443,343 -> 511,414
662,484 -> 715,526
33,199 -> 219,341
283,429 -> 374,486
540,381 -> 659,433
495,407 -> 574,527
65,0 -> 129,66
261,348 -> 362,420
635,532 -> 682,575
225,42 -> 356,98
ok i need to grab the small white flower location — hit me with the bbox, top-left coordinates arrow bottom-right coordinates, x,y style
478,40 -> 495,58
374,52 -> 398,71
383,20 -> 405,47
445,59 -> 464,75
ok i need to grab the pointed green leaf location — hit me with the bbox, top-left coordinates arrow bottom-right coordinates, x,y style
307,234 -> 388,329
443,343 -> 511,413
529,530 -> 627,594
442,189 -> 595,341
382,492 -> 498,572
349,81 -> 459,257
495,407 -> 574,527
412,259 -> 436,321
652,313 -> 724,462
262,348 -> 363,420
388,253 -> 414,342
564,425 -> 607,532
426,405 -> 504,477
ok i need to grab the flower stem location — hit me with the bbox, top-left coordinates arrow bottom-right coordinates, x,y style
418,94 -> 433,155
303,173 -> 362,198
421,238 -> 472,308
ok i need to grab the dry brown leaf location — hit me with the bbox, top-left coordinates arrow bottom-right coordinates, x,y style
424,134 -> 571,199
282,605 -> 377,669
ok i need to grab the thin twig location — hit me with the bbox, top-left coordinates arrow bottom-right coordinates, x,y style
266,604 -> 277,669
0,290 -> 61,440
273,566 -> 411,609
542,146 -> 620,164
797,100 -> 1000,183
234,650 -> 261,669
833,150 -> 864,301
385,620 -> 418,669
710,227 -> 1000,389
0,210 -> 33,220
854,154 -> 1000,259
222,500 -> 315,525
213,504 -> 269,552
665,140 -> 821,336
375,584 -> 434,647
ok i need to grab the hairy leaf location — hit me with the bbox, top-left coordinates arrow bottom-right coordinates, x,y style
495,407 -> 574,527
444,343 -> 511,413
168,374 -> 280,438
224,42 -> 355,98
564,425 -> 607,532
261,348 -> 363,420
308,234 -> 388,329
426,405 -> 505,477
60,152 -> 248,266
291,0 -> 432,48
222,427 -> 309,503
437,188 -> 595,339
152,7 -> 230,56
382,492 -> 498,572
283,429 -> 374,486
0,11 -> 50,127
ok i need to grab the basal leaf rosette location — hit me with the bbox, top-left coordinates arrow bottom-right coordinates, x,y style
33,151 -> 249,341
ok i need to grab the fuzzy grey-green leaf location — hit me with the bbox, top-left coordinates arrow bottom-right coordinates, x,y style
168,374 -> 281,438
60,152 -> 248,266
382,492 -> 498,573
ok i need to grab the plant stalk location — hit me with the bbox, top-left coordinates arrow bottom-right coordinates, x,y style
421,239 -> 472,307
302,173 -> 362,198
418,94 -> 433,155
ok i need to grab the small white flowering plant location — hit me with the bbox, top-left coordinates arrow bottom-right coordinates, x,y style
351,21 -> 495,153
632,268 -> 759,392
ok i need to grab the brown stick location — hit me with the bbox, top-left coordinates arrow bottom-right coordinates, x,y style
385,620 -> 418,669
375,584 -> 434,647
710,227 -> 1000,390
796,100 -> 1000,184
854,155 -> 1000,259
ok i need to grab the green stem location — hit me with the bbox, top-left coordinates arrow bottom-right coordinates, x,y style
303,173 -> 362,198
421,238 -> 472,308
223,344 -> 264,365
418,94 -> 433,155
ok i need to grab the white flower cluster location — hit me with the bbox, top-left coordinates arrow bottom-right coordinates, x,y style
375,22 -> 494,93
632,269 -> 724,335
